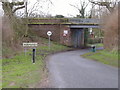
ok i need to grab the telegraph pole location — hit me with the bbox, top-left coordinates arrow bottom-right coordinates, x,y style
23,0 -> 28,56
25,0 -> 28,37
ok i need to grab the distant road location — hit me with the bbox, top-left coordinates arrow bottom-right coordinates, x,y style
47,49 -> 118,88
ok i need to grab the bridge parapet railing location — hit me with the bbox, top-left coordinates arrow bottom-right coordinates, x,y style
68,18 -> 100,24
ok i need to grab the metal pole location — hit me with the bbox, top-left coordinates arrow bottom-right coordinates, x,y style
24,48 -> 27,56
49,36 -> 51,50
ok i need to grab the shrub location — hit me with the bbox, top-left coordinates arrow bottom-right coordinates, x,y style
88,38 -> 102,44
102,9 -> 118,50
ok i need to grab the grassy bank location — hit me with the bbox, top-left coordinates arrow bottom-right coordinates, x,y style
2,38 -> 70,88
81,49 -> 118,67
87,43 -> 104,48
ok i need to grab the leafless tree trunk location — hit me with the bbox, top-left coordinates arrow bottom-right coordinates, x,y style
2,1 -> 25,17
70,0 -> 89,18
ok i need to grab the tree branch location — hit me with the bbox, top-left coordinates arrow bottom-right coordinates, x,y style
84,2 -> 89,9
69,4 -> 79,10
12,5 -> 25,13
89,0 -> 115,13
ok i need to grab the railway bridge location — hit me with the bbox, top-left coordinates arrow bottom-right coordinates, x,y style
28,18 -> 100,48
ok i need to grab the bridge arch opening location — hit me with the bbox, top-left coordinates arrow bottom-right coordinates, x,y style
71,28 -> 84,48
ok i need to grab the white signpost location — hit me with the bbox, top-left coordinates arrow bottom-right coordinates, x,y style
63,30 -> 68,36
23,42 -> 38,64
89,28 -> 93,34
23,43 -> 38,47
47,31 -> 52,50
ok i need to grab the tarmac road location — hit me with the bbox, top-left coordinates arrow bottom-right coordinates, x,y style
47,49 -> 118,88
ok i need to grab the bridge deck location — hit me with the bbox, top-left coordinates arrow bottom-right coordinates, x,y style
70,25 -> 100,28
28,18 -> 100,26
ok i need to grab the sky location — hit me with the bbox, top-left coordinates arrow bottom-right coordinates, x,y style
0,0 -> 103,17
27,0 -> 91,17
0,0 -> 119,17
49,0 -> 87,17
0,3 -> 3,16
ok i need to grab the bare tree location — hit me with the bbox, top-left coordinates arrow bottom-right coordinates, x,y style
1,0 -> 25,17
89,0 -> 118,13
27,0 -> 53,18
88,4 -> 106,19
70,0 -> 89,18
27,2 -> 43,18
86,3 -> 96,18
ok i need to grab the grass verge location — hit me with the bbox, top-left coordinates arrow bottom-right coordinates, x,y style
81,49 -> 118,68
2,38 -> 70,88
87,43 -> 104,48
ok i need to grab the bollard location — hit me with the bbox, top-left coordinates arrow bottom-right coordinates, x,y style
91,45 -> 96,52
32,48 -> 36,64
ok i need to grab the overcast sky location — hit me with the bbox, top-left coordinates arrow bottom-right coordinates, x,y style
0,0 -> 92,17
0,0 -> 119,17
27,0 -> 91,17
50,0 -> 90,17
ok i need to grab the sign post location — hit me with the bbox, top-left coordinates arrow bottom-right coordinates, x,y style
24,48 -> 27,56
23,42 -> 38,64
47,31 -> 52,50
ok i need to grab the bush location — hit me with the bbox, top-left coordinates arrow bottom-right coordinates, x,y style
88,38 -> 101,44
102,9 -> 118,50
